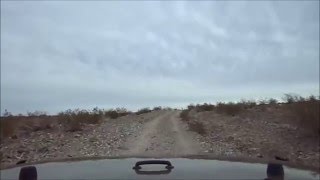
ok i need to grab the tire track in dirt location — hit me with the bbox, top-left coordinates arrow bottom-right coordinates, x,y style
119,110 -> 202,156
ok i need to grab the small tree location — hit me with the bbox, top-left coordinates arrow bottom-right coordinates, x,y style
2,109 -> 12,117
283,94 -> 300,103
268,98 -> 278,105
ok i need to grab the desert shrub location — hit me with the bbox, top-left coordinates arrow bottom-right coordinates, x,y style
187,104 -> 195,110
58,108 -> 103,132
215,102 -> 242,116
258,99 -> 268,105
268,98 -> 278,105
307,95 -> 318,101
188,121 -> 206,135
27,111 -> 47,117
0,115 -> 59,141
0,117 -> 18,139
65,117 -> 82,132
239,99 -> 257,109
163,107 -> 173,110
105,109 -> 119,119
287,99 -> 320,135
57,111 -> 80,132
19,118 -> 53,132
195,103 -> 215,112
180,109 -> 190,121
136,108 -> 151,115
282,93 -> 305,103
105,108 -> 131,119
153,106 -> 162,111
2,109 -> 13,117
179,109 -> 206,134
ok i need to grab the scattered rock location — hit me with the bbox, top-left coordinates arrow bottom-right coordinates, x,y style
89,137 -> 97,142
38,147 -> 49,153
118,146 -> 129,150
226,136 -> 234,142
17,149 -> 27,154
16,160 -> 27,165
249,148 -> 258,151
275,155 -> 289,161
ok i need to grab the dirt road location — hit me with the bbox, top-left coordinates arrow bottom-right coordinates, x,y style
119,110 -> 202,156
1,108 -> 319,171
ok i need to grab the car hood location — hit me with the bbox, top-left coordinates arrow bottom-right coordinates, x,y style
1,157 -> 319,180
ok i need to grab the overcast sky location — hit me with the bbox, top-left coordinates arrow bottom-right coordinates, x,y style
1,1 -> 319,114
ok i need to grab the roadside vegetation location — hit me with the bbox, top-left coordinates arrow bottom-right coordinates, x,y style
1,93 -> 319,141
0,107 -> 133,140
283,94 -> 319,134
180,105 -> 206,135
136,108 -> 152,115
0,114 -> 56,141
181,94 -> 319,136
1,105 -> 165,141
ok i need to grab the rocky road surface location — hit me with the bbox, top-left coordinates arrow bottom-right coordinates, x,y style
1,110 -> 203,168
119,110 -> 202,156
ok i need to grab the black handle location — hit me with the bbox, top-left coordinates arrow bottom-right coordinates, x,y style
19,166 -> 37,180
132,160 -> 174,170
134,169 -> 172,175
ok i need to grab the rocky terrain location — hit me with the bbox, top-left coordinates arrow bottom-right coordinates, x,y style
186,105 -> 320,169
1,107 -> 319,172
0,111 -> 164,168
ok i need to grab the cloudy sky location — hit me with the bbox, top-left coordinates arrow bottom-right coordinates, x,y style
1,1 -> 319,114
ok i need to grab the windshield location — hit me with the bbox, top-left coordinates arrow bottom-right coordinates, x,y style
0,0 -> 319,175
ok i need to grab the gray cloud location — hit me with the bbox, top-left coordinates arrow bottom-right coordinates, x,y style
1,1 -> 319,114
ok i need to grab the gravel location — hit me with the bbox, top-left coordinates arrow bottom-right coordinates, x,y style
0,112 -> 155,169
187,107 -> 320,169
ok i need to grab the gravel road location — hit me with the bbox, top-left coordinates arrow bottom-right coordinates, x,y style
1,110 -> 202,168
119,110 -> 202,156
1,109 -> 319,171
